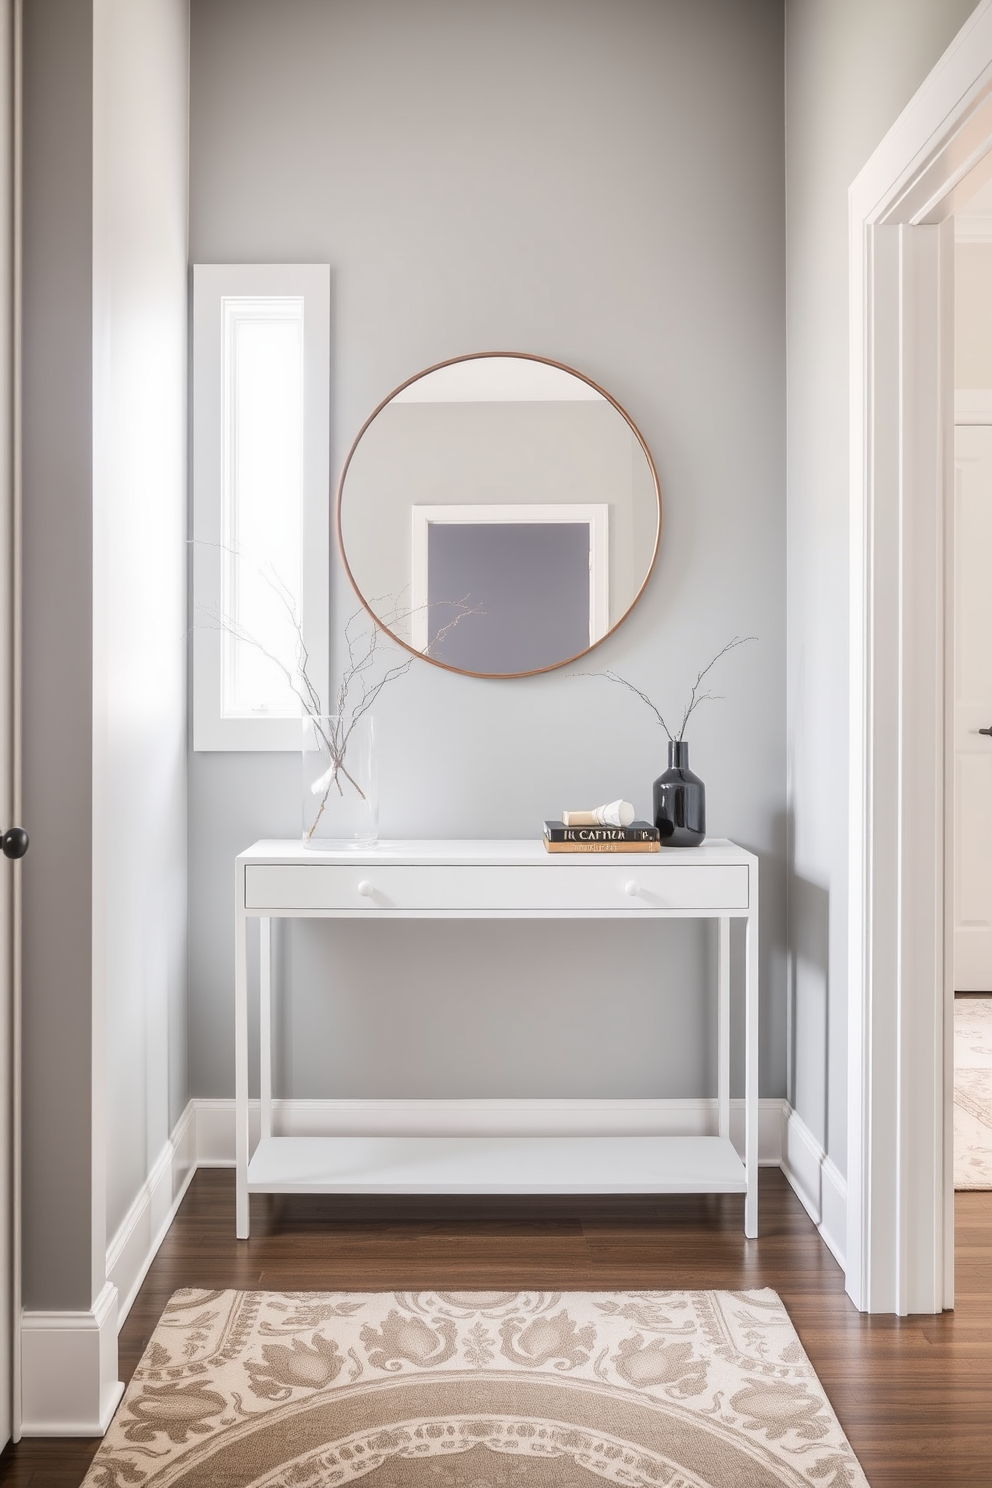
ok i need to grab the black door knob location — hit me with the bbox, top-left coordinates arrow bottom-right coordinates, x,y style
981,726 -> 992,738
2,827 -> 29,859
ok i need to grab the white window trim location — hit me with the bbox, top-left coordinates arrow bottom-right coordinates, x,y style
192,264 -> 329,750
409,503 -> 609,653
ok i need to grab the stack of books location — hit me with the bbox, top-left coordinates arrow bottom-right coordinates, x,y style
542,820 -> 661,853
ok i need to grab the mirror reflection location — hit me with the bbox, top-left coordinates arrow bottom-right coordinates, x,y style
336,354 -> 661,677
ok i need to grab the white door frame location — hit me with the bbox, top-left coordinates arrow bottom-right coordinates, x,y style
848,0 -> 992,1314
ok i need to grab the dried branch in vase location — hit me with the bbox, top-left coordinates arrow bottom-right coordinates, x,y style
582,634 -> 756,741
302,595 -> 481,838
193,540 -> 481,839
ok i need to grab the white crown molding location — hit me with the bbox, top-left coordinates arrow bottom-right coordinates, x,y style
20,1282 -> 123,1436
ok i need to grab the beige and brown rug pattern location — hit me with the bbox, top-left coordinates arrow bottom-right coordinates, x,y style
83,1288 -> 869,1488
955,996 -> 992,1189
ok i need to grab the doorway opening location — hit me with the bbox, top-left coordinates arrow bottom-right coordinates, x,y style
846,4 -> 992,1313
949,198 -> 992,1202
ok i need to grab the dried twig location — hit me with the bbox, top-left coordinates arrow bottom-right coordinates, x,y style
581,635 -> 756,742
193,540 -> 482,837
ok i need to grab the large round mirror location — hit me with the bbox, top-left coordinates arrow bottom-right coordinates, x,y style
336,352 -> 661,678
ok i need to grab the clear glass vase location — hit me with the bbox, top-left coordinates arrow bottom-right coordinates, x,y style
302,714 -> 378,849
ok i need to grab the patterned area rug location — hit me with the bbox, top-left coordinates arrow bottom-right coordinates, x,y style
83,1289 -> 869,1487
955,996 -> 992,1189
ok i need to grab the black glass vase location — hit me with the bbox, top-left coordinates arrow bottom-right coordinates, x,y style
653,740 -> 705,847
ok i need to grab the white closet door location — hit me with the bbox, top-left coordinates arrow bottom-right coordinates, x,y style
953,424 -> 992,991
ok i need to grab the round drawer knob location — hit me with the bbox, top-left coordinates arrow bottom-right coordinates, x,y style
357,880 -> 374,897
624,880 -> 640,897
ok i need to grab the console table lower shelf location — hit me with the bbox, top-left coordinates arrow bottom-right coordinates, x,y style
235,838 -> 760,1237
246,1134 -> 748,1196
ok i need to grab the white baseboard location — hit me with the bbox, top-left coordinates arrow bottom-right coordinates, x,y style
20,1282 -> 123,1436
106,1103 -> 197,1328
192,1095 -> 788,1166
780,1106 -> 847,1268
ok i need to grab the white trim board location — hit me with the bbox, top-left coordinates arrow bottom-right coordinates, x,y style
192,1095 -> 788,1166
780,1107 -> 848,1271
20,1282 -> 122,1437
105,1104 -> 197,1329
847,0 -> 992,1315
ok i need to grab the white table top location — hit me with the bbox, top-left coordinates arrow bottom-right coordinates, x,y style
238,837 -> 755,867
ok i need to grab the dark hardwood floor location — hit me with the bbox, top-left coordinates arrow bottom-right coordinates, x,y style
4,1167 -> 992,1485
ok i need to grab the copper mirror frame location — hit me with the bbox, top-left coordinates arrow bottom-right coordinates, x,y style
336,351 -> 666,678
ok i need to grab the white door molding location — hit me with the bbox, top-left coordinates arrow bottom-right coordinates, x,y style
848,0 -> 992,1314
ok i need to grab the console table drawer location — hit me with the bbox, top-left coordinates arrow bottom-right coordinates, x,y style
244,862 -> 749,913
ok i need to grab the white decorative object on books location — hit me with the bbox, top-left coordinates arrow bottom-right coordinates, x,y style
562,799 -> 635,828
234,838 -> 759,1239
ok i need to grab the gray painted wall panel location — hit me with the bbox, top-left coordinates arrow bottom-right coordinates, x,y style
21,0 -> 96,1311
188,0 -> 786,1104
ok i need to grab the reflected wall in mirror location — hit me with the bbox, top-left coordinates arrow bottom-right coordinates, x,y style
336,353 -> 661,678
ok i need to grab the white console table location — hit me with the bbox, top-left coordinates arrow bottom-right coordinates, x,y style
235,838 -> 760,1239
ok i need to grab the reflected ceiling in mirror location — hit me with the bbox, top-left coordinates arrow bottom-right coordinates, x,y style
336,353 -> 661,678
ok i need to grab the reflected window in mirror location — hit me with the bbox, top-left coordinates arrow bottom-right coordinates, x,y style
411,503 -> 609,673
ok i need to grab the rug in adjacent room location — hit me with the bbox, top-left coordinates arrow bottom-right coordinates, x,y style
83,1288 -> 869,1487
955,995 -> 992,1189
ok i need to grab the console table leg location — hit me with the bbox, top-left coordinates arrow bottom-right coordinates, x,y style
717,917 -> 730,1141
260,918 -> 272,1142
744,902 -> 759,1238
235,877 -> 250,1240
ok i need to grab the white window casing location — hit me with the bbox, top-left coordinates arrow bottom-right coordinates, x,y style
192,264 -> 329,750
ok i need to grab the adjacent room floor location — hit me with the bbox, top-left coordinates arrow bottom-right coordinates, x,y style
3,1169 -> 992,1486
955,994 -> 992,1190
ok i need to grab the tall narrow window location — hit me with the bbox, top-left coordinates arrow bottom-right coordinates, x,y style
193,266 -> 329,749
220,297 -> 303,718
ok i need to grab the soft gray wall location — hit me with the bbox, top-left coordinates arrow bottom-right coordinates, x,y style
784,0 -> 980,1175
22,0 -> 98,1311
93,0 -> 190,1248
189,0 -> 787,1105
